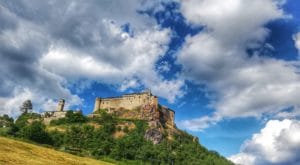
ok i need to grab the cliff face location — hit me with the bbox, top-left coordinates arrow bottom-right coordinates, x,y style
91,102 -> 176,144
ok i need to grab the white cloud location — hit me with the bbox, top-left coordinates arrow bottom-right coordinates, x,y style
179,115 -> 221,131
0,0 -> 185,116
0,6 -> 81,116
177,0 -> 300,130
41,22 -> 184,102
0,87 -> 81,118
293,32 -> 300,54
181,0 -> 285,44
229,119 -> 300,165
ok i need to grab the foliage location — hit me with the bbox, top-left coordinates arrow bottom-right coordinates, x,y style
92,110 -> 116,135
2,112 -> 233,165
65,111 -> 87,123
0,115 -> 18,136
48,129 -> 65,147
18,121 -> 52,144
15,113 -> 41,129
50,110 -> 87,125
0,114 -> 14,124
49,118 -> 68,125
20,100 -> 33,113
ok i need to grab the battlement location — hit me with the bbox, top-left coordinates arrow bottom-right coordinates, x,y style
93,91 -> 158,112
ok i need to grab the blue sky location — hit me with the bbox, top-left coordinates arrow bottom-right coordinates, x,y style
1,0 -> 300,164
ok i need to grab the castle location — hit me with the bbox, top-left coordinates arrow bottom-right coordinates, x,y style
92,90 -> 175,129
42,91 -> 175,132
93,90 -> 158,112
39,91 -> 176,144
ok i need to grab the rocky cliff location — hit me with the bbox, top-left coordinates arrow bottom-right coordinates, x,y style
91,103 -> 177,144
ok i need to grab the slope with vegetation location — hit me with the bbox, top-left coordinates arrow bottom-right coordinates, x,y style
0,112 -> 233,165
0,136 -> 112,165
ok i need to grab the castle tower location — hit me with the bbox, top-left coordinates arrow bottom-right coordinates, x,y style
57,99 -> 65,112
152,96 -> 158,109
93,97 -> 101,112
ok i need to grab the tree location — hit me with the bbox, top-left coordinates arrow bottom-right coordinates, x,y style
15,113 -> 41,129
18,121 -> 52,144
0,114 -> 18,136
20,100 -> 33,114
65,110 -> 87,123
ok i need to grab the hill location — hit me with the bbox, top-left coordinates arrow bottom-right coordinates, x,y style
0,112 -> 232,164
0,92 -> 233,164
0,137 -> 112,165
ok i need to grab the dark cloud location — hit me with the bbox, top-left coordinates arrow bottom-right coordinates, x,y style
0,6 -> 18,31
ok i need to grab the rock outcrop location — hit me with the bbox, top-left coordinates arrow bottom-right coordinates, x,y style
144,128 -> 163,144
91,91 -> 177,144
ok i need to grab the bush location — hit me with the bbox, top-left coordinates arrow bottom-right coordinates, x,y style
123,126 -> 129,133
18,121 -> 52,145
15,113 -> 41,129
50,111 -> 87,126
50,118 -> 68,125
0,114 -> 18,136
65,111 -> 87,123
9,111 -> 233,165
48,129 -> 65,147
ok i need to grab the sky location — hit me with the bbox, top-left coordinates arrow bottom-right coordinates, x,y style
0,0 -> 300,164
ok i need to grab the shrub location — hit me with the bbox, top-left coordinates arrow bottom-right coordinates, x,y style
18,121 -> 52,144
65,111 -> 87,123
50,111 -> 87,126
15,113 -> 41,129
48,129 -> 65,147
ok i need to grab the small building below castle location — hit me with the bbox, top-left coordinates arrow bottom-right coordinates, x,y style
42,99 -> 67,124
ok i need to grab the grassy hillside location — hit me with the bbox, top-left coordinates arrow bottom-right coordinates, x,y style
0,137 -> 113,165
0,112 -> 233,164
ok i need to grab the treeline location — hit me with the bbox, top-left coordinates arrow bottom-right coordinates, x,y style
0,112 -> 233,165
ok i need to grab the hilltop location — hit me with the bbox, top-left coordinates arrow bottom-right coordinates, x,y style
0,92 -> 233,164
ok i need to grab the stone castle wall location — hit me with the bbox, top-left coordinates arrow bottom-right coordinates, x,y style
93,91 -> 158,112
43,111 -> 67,124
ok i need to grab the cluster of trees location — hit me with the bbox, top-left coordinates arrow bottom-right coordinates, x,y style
0,115 -> 16,135
0,111 -> 233,165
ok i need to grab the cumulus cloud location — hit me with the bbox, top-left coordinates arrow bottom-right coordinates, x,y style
293,32 -> 300,54
0,0 -> 185,116
229,119 -> 300,165
177,0 -> 300,130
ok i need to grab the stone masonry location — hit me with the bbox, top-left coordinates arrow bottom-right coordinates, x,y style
92,91 -> 175,129
93,90 -> 158,112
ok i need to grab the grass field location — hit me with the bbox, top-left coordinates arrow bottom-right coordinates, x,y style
0,137 -> 113,165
